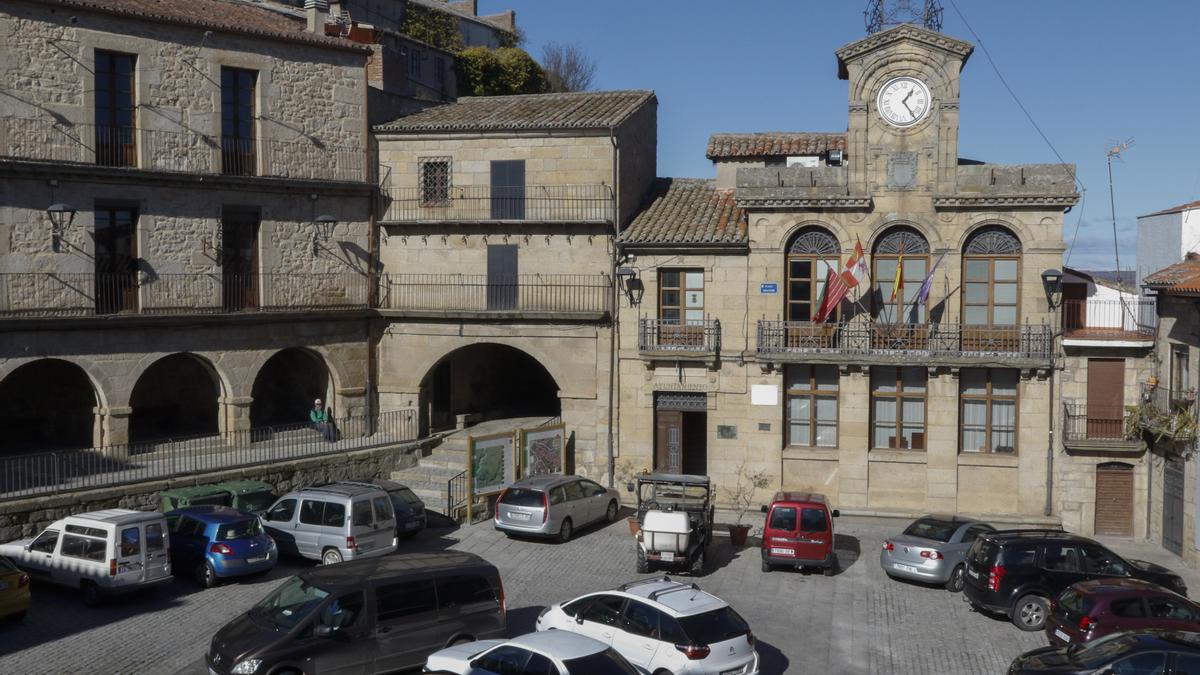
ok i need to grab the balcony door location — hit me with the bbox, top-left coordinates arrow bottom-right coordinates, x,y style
221,210 -> 259,311
962,226 -> 1022,351
486,245 -> 518,310
221,67 -> 257,176
94,206 -> 138,314
490,160 -> 525,219
1087,358 -> 1125,440
94,51 -> 137,167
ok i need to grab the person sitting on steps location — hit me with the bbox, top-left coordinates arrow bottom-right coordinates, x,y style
310,398 -> 335,442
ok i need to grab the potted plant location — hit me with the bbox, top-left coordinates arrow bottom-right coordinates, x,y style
613,460 -> 649,535
722,460 -> 772,547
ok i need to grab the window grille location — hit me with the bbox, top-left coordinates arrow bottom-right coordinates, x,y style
419,157 -> 452,207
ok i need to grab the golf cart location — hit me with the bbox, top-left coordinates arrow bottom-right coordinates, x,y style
634,473 -> 714,576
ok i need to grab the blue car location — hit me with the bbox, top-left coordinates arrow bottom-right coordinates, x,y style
164,506 -> 277,588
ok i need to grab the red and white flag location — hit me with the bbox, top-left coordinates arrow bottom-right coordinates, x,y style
814,237 -> 868,323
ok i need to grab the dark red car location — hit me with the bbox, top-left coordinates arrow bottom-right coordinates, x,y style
1046,578 -> 1200,647
759,492 -> 839,575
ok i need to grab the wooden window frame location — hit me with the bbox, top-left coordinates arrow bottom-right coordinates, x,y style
94,50 -> 137,168
786,254 -> 841,322
870,366 -> 927,450
962,255 -> 1021,327
658,269 -> 704,325
1171,345 -> 1191,393
220,66 -> 257,176
872,253 -> 930,324
784,365 -> 839,448
959,368 -> 1019,454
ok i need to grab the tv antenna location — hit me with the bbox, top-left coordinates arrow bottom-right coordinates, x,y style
865,0 -> 944,35
1106,139 -> 1133,285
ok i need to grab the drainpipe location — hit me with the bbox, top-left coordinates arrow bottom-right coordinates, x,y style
606,126 -> 619,486
1045,360 -> 1055,517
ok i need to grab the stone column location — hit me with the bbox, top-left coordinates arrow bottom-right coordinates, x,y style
336,386 -> 368,438
925,367 -> 959,513
219,396 -> 253,447
838,367 -> 870,508
97,406 -> 132,459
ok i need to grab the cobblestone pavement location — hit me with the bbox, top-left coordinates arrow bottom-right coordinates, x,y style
3,514 -> 1198,675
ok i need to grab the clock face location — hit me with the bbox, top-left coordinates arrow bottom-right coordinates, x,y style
877,77 -> 931,128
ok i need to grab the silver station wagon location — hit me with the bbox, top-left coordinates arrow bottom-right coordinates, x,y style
494,474 -> 620,543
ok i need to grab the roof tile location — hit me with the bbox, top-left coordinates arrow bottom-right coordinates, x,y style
620,179 -> 747,246
706,132 -> 846,160
374,90 -> 655,133
1143,200 -> 1200,218
1144,255 -> 1200,293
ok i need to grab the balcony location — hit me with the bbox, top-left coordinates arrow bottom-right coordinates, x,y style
638,318 -> 721,363
0,273 -> 370,320
378,273 -> 611,319
756,319 -> 1053,367
380,184 -> 613,223
1128,386 -> 1199,446
1062,298 -> 1156,346
1062,402 -> 1143,453
0,117 -> 368,183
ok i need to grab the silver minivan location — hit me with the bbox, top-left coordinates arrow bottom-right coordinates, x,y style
263,482 -> 397,565
494,474 -> 620,542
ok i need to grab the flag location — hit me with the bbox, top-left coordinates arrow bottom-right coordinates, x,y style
847,237 -> 868,288
814,238 -> 868,323
890,254 -> 904,303
916,252 -> 946,306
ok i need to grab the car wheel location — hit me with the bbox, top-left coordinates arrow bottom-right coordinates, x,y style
557,518 -> 573,543
321,547 -> 344,565
1014,594 -> 1049,631
823,553 -> 838,577
690,550 -> 705,576
637,546 -> 650,574
196,561 -> 217,589
761,559 -> 771,573
81,581 -> 101,607
605,500 -> 618,523
945,565 -> 965,593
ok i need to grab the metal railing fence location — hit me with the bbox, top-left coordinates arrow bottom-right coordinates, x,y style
381,184 -> 613,222
638,318 -> 722,354
380,273 -> 611,315
756,319 -> 1054,361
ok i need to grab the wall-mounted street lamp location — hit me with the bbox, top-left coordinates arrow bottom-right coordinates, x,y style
616,266 -> 644,306
1041,268 -> 1063,310
312,214 -> 337,256
47,202 -> 77,252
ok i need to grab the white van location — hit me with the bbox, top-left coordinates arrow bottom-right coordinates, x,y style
0,509 -> 173,605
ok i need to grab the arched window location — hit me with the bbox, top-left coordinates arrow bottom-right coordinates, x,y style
785,227 -> 840,322
872,226 -> 929,323
963,226 -> 1021,326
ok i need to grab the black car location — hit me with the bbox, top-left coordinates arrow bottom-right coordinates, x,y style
1008,630 -> 1200,674
963,529 -> 1187,631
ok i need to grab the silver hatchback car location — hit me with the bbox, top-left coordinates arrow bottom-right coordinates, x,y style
494,474 -> 620,543
880,515 -> 994,591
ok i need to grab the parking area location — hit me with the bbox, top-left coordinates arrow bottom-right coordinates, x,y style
2,513 -> 1197,675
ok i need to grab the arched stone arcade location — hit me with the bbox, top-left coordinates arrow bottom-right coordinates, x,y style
419,343 -> 561,433
0,359 -> 99,454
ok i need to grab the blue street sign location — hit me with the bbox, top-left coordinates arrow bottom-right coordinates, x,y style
760,283 -> 778,294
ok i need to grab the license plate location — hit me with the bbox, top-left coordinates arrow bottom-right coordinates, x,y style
358,542 -> 372,551
404,521 -> 420,529
893,563 -> 919,574
247,555 -> 268,564
967,568 -> 980,579
660,551 -> 675,562
1054,629 -> 1070,643
510,512 -> 531,521
770,547 -> 793,556
720,668 -> 743,675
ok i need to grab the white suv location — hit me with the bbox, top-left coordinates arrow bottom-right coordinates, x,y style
536,577 -> 759,675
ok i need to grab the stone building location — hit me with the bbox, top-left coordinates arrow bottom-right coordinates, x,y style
0,0 -> 375,454
614,24 -> 1080,518
372,90 -> 657,475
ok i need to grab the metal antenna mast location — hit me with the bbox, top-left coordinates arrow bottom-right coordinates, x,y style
865,0 -> 944,34
1106,139 -> 1134,287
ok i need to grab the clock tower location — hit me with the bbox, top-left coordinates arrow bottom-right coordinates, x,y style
835,23 -> 973,199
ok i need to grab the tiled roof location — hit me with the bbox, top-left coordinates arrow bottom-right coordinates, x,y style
1144,200 -> 1200,217
706,132 -> 846,160
374,90 -> 655,132
1143,254 -> 1200,293
24,0 -> 371,53
620,179 -> 747,247
408,0 -> 514,33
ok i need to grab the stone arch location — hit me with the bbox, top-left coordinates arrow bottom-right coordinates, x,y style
956,218 -> 1032,253
129,352 -> 226,443
872,224 -> 931,254
0,359 -> 101,454
250,348 -> 336,428
786,225 -> 841,255
419,342 -> 561,433
775,219 -> 850,253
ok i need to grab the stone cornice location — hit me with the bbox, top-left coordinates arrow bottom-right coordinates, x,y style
836,24 -> 974,67
737,196 -> 874,210
933,193 -> 1080,209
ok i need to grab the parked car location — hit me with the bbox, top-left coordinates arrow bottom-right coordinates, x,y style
963,529 -> 1188,631
536,576 -> 760,675
0,555 -> 31,621
351,479 -> 427,537
212,480 -> 276,515
1007,630 -> 1200,674
634,473 -> 714,575
164,505 -> 277,588
494,474 -> 620,543
262,481 -> 397,565
160,484 -> 230,511
425,631 -> 639,675
1046,578 -> 1200,647
760,491 -> 839,575
880,515 -> 994,591
206,551 -> 505,675
0,509 -> 172,606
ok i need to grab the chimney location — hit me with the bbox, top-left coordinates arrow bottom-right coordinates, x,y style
305,0 -> 329,33
449,0 -> 478,16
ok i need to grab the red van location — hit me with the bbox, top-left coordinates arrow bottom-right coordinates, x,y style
760,492 -> 839,575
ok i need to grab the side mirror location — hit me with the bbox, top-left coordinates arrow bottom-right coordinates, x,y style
314,625 -> 334,638
832,509 -> 840,518
759,505 -> 768,514
574,612 -> 584,625
23,543 -> 32,552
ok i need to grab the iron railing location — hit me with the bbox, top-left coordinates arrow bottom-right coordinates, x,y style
0,118 -> 368,182
0,272 -> 370,318
1063,402 -> 1133,443
380,273 -> 610,315
447,469 -> 467,519
0,409 -> 418,501
638,318 -> 722,354
1063,298 -> 1156,338
756,319 -> 1054,361
381,184 -> 614,222
1146,386 -> 1197,415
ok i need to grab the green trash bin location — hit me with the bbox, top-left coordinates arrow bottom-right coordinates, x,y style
160,484 -> 232,512
213,479 -> 276,515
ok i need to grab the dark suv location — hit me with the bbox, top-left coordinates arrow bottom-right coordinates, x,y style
963,529 -> 1187,632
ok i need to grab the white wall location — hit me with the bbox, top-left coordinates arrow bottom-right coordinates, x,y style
1136,211 -> 1187,292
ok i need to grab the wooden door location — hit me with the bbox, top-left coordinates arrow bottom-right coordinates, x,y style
94,206 -> 138,314
1087,358 -> 1125,439
222,212 -> 259,311
1063,282 -> 1088,332
1164,459 -> 1185,555
1095,463 -> 1133,537
490,160 -> 525,219
655,410 -> 682,474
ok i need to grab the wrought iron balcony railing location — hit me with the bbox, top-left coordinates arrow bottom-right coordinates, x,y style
756,319 -> 1053,362
1063,402 -> 1134,444
379,273 -> 611,316
0,118 -> 368,183
638,318 -> 721,355
0,272 -> 370,319
1063,298 -> 1156,340
380,184 -> 613,222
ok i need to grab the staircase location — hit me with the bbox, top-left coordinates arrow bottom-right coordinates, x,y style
389,416 -> 549,517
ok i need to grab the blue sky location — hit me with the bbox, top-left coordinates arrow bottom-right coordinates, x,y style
480,0 -> 1200,271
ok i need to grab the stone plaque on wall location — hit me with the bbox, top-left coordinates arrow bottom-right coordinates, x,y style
717,425 -> 737,439
887,152 -> 918,190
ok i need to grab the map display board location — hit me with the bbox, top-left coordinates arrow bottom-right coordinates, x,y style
468,432 -> 516,497
520,425 -> 566,478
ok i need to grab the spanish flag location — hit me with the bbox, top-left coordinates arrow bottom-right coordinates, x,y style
890,254 -> 904,304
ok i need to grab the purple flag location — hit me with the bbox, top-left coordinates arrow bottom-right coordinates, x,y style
916,253 -> 946,306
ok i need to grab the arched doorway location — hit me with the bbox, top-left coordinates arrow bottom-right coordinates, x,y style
962,225 -> 1022,327
129,353 -> 221,443
421,344 -> 560,433
0,359 -> 98,454
250,348 -> 332,428
872,226 -> 930,324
